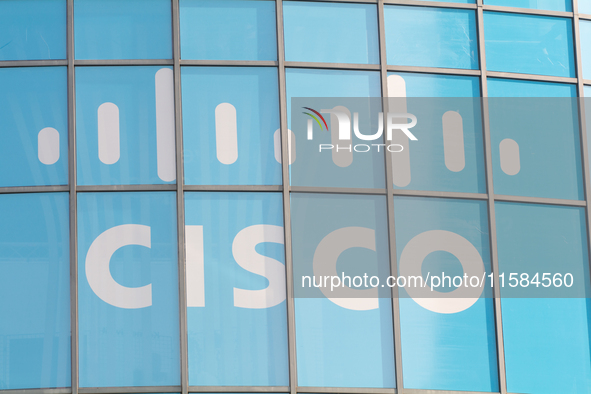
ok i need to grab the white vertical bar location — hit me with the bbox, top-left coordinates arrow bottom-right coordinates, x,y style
499,138 -> 520,176
38,127 -> 60,165
275,128 -> 296,165
442,110 -> 466,172
155,67 -> 177,182
97,102 -> 120,165
215,103 -> 238,165
185,225 -> 205,308
330,106 -> 353,168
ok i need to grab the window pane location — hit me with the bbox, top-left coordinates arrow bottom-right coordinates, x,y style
385,6 -> 478,70
581,0 -> 591,13
386,73 -> 485,193
0,67 -> 68,187
182,67 -> 281,185
0,0 -> 65,61
394,197 -> 498,392
495,202 -> 591,393
487,79 -> 583,200
286,69 -> 384,189
484,0 -> 571,12
77,192 -> 179,387
580,20 -> 591,80
180,0 -> 277,61
484,12 -> 575,78
76,66 -> 176,186
291,193 -> 395,388
0,193 -> 70,390
74,0 -> 172,60
185,192 -> 288,386
283,1 -> 379,64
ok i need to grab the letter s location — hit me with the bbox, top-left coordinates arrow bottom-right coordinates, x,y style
85,224 -> 152,309
232,225 -> 286,309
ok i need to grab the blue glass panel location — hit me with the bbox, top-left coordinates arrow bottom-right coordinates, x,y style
74,0 -> 172,60
0,193 -> 70,390
484,12 -> 575,78
484,0 -> 571,12
76,66 -> 177,186
0,67 -> 68,187
386,73 -> 485,193
180,0 -> 277,61
581,0 -> 591,13
0,0 -> 66,61
185,192 -> 288,386
182,67 -> 281,185
285,69 -> 384,189
385,6 -> 478,70
580,20 -> 591,80
487,79 -> 583,200
283,1 -> 379,64
496,202 -> 591,393
394,197 -> 498,392
77,192 -> 179,387
291,193 -> 395,388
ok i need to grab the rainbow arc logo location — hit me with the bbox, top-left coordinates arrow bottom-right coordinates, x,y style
302,107 -> 328,131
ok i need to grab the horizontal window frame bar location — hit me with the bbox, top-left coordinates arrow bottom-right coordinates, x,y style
387,65 -> 481,76
74,59 -> 173,66
0,60 -> 67,68
285,61 -> 381,71
79,387 -> 180,394
392,189 -> 488,200
482,5 -> 573,17
384,0 -> 477,9
0,185 -> 69,194
180,60 -> 278,67
188,387 -> 289,393
486,71 -> 578,84
494,194 -> 586,206
184,185 -> 283,192
290,186 -> 387,195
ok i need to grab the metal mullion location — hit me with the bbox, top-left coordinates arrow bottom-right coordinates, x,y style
297,387 -> 396,394
275,1 -> 298,394
74,59 -> 174,66
391,189 -> 488,200
482,4 -> 573,17
180,60 -> 278,67
78,387 -> 181,394
486,71 -> 578,84
184,185 -> 283,192
477,2 -> 508,394
387,65 -> 481,76
494,194 -> 586,206
290,186 -> 387,195
377,0 -> 404,391
580,12 -> 591,19
0,185 -> 70,194
76,184 -> 177,192
0,390 -> 72,394
188,387 -> 289,393
383,0 -> 476,9
172,1 -> 189,394
285,61 -> 381,71
66,1 -> 79,394
0,60 -> 68,68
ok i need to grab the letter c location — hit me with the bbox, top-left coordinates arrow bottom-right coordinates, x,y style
85,224 -> 152,309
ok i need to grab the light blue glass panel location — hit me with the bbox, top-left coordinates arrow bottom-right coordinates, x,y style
581,0 -> 591,13
76,66 -> 176,186
487,79 -> 583,200
484,12 -> 575,78
394,197 -> 498,392
74,0 -> 172,60
285,69 -> 384,188
580,20 -> 591,80
0,193 -> 70,390
77,192 -> 179,387
180,0 -> 277,61
386,72 -> 485,193
0,67 -> 68,187
484,0 -> 571,12
385,6 -> 478,70
185,192 -> 288,386
283,1 -> 379,64
0,0 -> 66,61
182,67 -> 281,185
291,193 -> 395,388
496,202 -> 591,393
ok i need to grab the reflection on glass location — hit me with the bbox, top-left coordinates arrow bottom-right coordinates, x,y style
0,193 -> 70,390
394,197 -> 498,392
0,67 -> 68,188
484,12 -> 575,78
0,0 -> 66,61
74,0 -> 172,60
496,202 -> 591,393
76,66 -> 176,186
182,67 -> 281,185
180,0 -> 277,61
484,0 -> 571,12
185,192 -> 288,386
283,1 -> 379,64
291,193 -> 395,388
77,192 -> 179,387
385,6 -> 478,70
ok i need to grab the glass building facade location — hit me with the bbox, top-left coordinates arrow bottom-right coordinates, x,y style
1,0 -> 591,394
